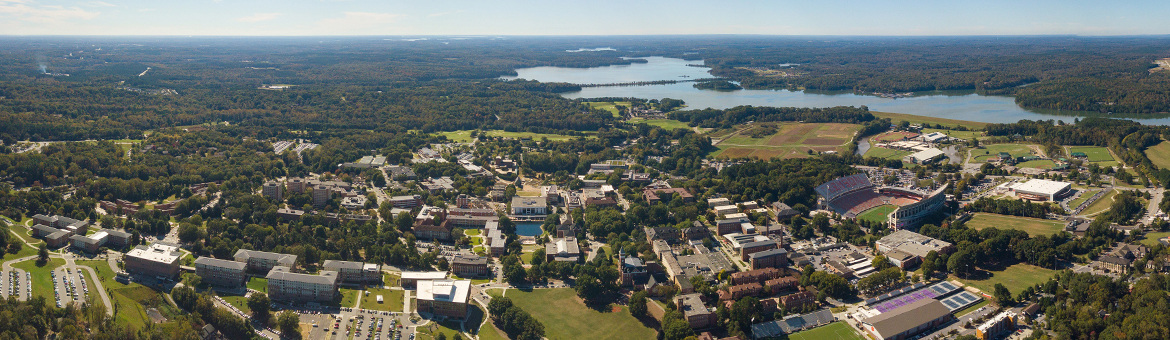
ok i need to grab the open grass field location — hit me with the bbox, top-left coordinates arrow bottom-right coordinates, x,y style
1139,231 -> 1170,247
874,131 -> 917,142
247,277 -> 268,294
339,288 -> 360,308
75,259 -> 174,329
437,130 -> 589,143
972,144 -> 1035,162
1145,141 -> 1170,169
713,122 -> 860,159
858,205 -> 898,223
1017,159 -> 1058,169
871,111 -> 990,130
787,321 -> 865,340
505,288 -> 656,340
863,147 -> 912,160
955,263 -> 1056,297
584,101 -> 631,117
12,258 -> 66,301
965,213 -> 1066,237
1068,146 -> 1120,167
922,128 -> 982,141
628,118 -> 690,130
359,288 -> 404,312
1081,189 -> 1119,216
222,294 -> 251,314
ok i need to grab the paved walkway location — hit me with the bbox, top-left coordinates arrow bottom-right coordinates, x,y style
62,253 -> 114,316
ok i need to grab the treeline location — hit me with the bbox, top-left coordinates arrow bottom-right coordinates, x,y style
692,80 -> 742,90
964,197 -> 1064,218
717,156 -> 859,209
485,297 -> 545,340
171,286 -> 259,340
667,105 -> 875,128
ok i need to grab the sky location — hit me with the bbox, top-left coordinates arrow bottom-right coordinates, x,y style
1,0 -> 1169,36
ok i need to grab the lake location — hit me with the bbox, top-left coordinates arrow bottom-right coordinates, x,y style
503,57 -> 1170,125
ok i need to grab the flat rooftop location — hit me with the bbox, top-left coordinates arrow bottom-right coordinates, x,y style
127,243 -> 182,263
416,279 -> 471,304
1009,179 -> 1072,196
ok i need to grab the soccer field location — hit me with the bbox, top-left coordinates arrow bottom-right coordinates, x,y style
788,321 -> 865,340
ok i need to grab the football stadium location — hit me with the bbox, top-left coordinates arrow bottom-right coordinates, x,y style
815,173 -> 948,230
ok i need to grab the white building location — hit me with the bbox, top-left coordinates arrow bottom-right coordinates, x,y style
902,148 -> 947,164
1007,179 -> 1072,201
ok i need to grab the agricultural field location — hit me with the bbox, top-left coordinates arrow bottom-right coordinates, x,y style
787,321 -> 865,340
1068,146 -> 1120,168
873,131 -> 918,142
505,288 -> 656,340
955,263 -> 1057,296
1017,159 -> 1058,169
1145,141 -> 1170,169
971,144 -> 1036,162
712,122 -> 861,159
871,111 -> 990,130
965,213 -> 1067,237
858,205 -> 898,223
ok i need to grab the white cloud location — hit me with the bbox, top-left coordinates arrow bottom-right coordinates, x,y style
0,2 -> 99,23
236,12 -> 282,23
317,12 -> 403,33
86,1 -> 115,7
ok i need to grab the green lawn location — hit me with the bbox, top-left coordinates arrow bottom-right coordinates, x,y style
955,263 -> 1056,297
12,257 -> 66,301
1017,159 -> 1057,169
5,223 -> 43,247
339,288 -> 360,308
222,294 -> 251,314
451,275 -> 493,285
1067,189 -> 1099,208
437,130 -> 589,143
1068,146 -> 1119,167
504,288 -> 655,340
628,118 -> 690,131
417,320 -> 464,340
2,241 -> 39,260
1145,141 -> 1170,170
1081,189 -> 1119,216
857,205 -> 898,223
871,111 -> 990,130
787,321 -> 865,340
464,229 -> 481,236
478,320 -> 510,340
1139,231 -> 1170,247
359,288 -> 403,312
383,273 -> 401,287
76,259 -> 171,330
972,144 -> 1036,162
965,213 -> 1066,237
247,277 -> 268,293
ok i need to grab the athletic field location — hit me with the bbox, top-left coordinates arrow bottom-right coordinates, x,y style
788,321 -> 865,340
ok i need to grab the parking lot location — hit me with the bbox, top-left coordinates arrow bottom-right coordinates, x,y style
52,267 -> 90,308
4,270 -> 30,300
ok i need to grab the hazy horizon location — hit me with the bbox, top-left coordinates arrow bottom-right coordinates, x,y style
2,0 -> 1168,36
